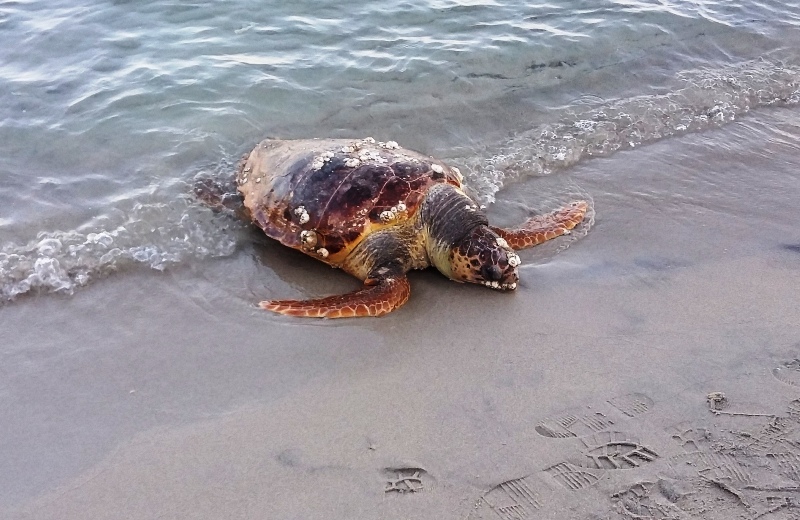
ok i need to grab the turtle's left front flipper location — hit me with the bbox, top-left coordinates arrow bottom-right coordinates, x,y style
491,200 -> 588,251
259,275 -> 410,318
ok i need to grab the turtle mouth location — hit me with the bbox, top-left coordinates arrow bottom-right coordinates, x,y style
478,260 -> 518,291
479,259 -> 518,290
482,280 -> 518,290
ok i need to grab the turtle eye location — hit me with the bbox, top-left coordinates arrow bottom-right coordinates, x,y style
481,264 -> 503,281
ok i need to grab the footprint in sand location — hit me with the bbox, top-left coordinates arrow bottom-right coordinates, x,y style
534,392 -> 654,439
772,358 -> 800,388
649,396 -> 800,520
534,392 -> 660,491
467,393 -> 659,520
467,368 -> 800,519
468,473 -> 545,520
611,479 -> 695,520
567,430 -> 659,471
667,423 -> 754,484
382,466 -> 436,495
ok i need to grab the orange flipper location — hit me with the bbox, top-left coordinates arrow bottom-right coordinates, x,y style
260,275 -> 410,318
492,200 -> 588,250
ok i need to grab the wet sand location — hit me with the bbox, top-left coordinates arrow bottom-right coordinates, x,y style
3,109 -> 800,519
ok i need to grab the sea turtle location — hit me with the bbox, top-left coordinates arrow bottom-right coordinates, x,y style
207,137 -> 587,318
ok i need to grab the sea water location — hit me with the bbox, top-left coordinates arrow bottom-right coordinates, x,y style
1,0 -> 799,300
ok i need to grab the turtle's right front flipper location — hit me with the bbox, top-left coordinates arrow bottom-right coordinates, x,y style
260,275 -> 410,318
491,200 -> 587,251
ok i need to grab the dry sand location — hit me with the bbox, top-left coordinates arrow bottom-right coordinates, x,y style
3,109 -> 800,519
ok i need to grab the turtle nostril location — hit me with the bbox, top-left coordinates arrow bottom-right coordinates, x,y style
482,264 -> 503,281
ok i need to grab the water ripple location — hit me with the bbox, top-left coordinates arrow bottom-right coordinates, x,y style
2,0 -> 800,301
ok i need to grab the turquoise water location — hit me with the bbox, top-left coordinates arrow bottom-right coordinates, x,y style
1,0 -> 800,299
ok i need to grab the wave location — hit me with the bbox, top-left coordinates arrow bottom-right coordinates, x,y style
458,58 -> 800,203
0,197 -> 242,302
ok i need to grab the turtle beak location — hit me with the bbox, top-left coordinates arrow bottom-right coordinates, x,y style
481,262 -> 518,290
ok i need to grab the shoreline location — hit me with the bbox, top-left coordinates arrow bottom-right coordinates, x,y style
4,111 -> 800,519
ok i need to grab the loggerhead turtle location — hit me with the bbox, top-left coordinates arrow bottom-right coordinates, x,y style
219,137 -> 587,318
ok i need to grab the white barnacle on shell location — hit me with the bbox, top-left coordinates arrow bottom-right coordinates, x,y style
311,158 -> 325,170
431,164 -> 444,174
358,149 -> 386,164
317,247 -> 329,258
451,166 -> 463,181
396,202 -> 406,212
322,151 -> 335,161
379,210 -> 395,222
300,230 -> 317,248
344,158 -> 361,168
508,253 -> 521,268
255,177 -> 262,183
294,206 -> 310,225
341,145 -> 356,153
465,204 -> 473,211
385,140 -> 399,150
362,137 -> 376,144
496,237 -> 508,248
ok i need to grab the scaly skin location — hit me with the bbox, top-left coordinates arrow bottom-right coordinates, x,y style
259,275 -> 410,318
491,201 -> 588,250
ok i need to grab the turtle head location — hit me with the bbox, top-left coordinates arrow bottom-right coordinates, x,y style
421,184 -> 519,290
446,226 -> 520,290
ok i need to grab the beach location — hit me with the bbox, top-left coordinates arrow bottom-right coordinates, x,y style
2,1 -> 800,518
5,108 -> 800,519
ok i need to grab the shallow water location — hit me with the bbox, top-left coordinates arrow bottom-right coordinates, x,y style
3,0 -> 800,516
2,0 -> 800,300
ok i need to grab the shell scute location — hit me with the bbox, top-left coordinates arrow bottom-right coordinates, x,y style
237,138 -> 463,264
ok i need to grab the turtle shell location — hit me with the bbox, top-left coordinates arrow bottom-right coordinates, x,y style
237,138 -> 465,266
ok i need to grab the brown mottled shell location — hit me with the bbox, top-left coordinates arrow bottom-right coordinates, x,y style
237,138 -> 464,266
